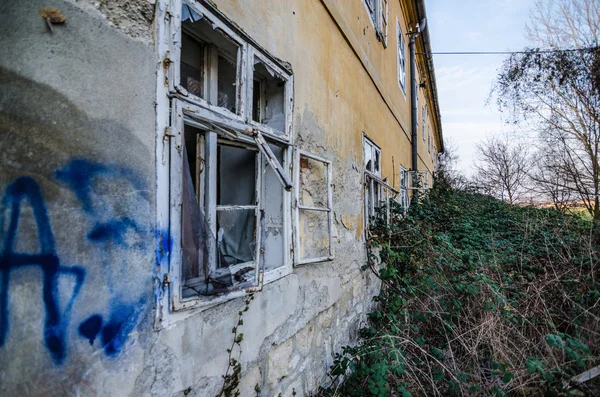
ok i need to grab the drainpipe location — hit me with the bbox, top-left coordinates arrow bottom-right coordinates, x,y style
409,18 -> 426,202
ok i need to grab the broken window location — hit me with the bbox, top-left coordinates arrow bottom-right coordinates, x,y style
363,136 -> 383,227
166,2 -> 294,311
180,125 -> 260,298
406,170 -> 431,191
363,137 -> 381,177
249,51 -> 291,139
362,136 -> 402,228
177,2 -> 243,116
363,0 -> 388,45
400,167 -> 409,211
173,102 -> 292,306
294,150 -> 334,265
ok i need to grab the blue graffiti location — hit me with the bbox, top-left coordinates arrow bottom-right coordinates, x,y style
88,218 -> 139,246
0,177 -> 86,365
56,159 -> 146,249
54,159 -> 147,215
0,160 -> 152,364
155,229 -> 172,268
78,314 -> 103,345
78,299 -> 143,356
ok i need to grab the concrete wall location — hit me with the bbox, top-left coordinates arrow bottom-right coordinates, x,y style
0,0 -> 439,395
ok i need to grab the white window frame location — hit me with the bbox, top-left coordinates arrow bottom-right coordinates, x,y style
363,135 -> 399,228
416,91 -> 419,132
422,104 -> 427,141
160,0 -> 295,314
428,126 -> 431,154
397,19 -> 406,95
293,150 -> 334,265
247,48 -> 295,142
363,134 -> 381,176
407,170 -> 431,191
169,0 -> 248,124
168,0 -> 293,144
399,167 -> 410,212
362,0 -> 389,46
169,100 -> 293,312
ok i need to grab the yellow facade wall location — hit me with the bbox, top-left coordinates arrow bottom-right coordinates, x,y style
214,0 -> 441,199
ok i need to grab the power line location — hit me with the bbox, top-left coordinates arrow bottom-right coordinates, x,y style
419,47 -> 597,55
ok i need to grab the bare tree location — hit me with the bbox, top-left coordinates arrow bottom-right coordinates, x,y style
528,146 -> 574,211
473,136 -> 529,204
435,138 -> 469,188
494,0 -> 600,220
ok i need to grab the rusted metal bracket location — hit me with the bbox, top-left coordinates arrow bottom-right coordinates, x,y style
164,126 -> 181,150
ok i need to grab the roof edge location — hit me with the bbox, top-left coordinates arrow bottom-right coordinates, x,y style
415,0 -> 444,152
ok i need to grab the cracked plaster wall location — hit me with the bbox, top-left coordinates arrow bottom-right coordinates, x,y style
0,0 -> 389,396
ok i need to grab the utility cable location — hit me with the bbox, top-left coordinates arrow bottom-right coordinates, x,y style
418,47 -> 597,55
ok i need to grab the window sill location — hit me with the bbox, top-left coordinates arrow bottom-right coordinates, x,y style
159,265 -> 294,328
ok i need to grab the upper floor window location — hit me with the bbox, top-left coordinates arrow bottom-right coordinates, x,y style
422,104 -> 427,141
173,2 -> 293,141
416,91 -> 419,131
397,21 -> 406,94
363,0 -> 389,46
428,126 -> 431,154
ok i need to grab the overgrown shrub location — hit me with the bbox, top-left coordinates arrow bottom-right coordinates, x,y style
322,176 -> 600,396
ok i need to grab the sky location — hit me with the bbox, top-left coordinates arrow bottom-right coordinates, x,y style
427,0 -> 537,175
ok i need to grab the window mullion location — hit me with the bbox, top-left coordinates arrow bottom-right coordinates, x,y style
207,44 -> 219,105
255,151 -> 264,288
205,131 -> 218,273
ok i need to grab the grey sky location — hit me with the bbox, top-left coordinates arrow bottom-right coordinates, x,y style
427,0 -> 536,175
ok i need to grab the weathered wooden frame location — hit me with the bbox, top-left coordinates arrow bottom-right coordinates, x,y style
156,0 -> 295,324
293,149 -> 335,266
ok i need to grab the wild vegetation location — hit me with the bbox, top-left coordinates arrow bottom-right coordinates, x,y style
321,175 -> 600,396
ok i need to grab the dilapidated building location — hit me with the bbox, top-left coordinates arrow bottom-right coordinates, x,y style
0,0 -> 442,395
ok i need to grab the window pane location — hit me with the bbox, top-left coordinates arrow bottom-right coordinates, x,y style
184,125 -> 204,201
181,33 -> 205,98
217,208 -> 256,267
252,59 -> 286,134
181,133 -> 211,294
263,145 -> 285,272
298,209 -> 330,261
217,144 -> 256,206
218,55 -> 237,113
299,155 -> 328,208
364,141 -> 373,171
252,79 -> 261,122
181,5 -> 240,113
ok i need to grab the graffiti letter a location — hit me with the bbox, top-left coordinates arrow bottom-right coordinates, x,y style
0,177 -> 85,365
